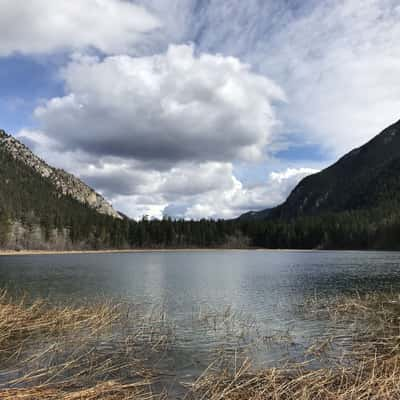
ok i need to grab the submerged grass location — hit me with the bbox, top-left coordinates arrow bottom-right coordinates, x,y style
2,290 -> 400,398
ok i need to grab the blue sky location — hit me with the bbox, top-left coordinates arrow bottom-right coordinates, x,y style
1,0 -> 399,219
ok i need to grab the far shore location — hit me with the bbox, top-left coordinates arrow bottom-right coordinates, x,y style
0,248 -> 373,256
0,248 -> 254,257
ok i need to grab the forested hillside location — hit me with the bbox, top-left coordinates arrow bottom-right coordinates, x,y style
0,130 -> 120,218
236,119 -> 400,250
0,139 -> 119,249
248,119 -> 400,220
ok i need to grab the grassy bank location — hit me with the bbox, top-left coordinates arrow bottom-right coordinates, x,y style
1,292 -> 400,398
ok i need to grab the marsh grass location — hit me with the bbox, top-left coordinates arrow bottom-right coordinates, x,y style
0,291 -> 172,399
188,291 -> 400,399
3,290 -> 400,399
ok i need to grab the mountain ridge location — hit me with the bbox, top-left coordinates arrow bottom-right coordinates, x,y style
0,129 -> 121,219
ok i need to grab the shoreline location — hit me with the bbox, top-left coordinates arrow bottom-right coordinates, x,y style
0,248 -> 255,256
0,248 -> 382,256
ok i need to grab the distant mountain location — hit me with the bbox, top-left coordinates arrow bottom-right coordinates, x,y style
0,130 -> 120,219
242,119 -> 400,220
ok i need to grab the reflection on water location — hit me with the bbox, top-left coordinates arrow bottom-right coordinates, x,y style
1,250 -> 400,374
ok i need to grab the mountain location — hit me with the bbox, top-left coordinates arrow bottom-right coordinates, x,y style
0,129 -> 126,250
0,130 -> 120,219
242,119 -> 400,220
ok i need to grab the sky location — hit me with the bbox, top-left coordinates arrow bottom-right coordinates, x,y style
1,0 -> 399,219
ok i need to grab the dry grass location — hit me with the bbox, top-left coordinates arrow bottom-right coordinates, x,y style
188,292 -> 400,400
189,355 -> 400,399
0,291 -> 169,399
3,291 -> 400,399
0,381 -> 160,400
0,292 -> 119,361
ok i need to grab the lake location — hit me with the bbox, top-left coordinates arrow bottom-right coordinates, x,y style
1,250 -> 400,386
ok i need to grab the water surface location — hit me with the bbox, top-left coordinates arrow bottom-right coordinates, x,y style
1,250 -> 400,376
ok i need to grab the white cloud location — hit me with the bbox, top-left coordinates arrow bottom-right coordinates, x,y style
17,127 -> 318,220
0,0 -> 160,56
181,167 -> 318,219
263,0 -> 400,156
86,163 -> 318,220
34,44 -> 285,164
84,161 -> 240,219
136,0 -> 400,157
22,44 -> 289,219
269,168 -> 318,187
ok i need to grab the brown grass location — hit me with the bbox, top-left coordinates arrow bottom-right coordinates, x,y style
3,291 -> 400,399
188,292 -> 400,400
0,291 -> 169,399
0,381 -> 160,400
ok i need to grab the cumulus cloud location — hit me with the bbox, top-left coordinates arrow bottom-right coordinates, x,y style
18,43 -> 289,219
138,0 -> 400,156
81,161 -> 318,219
83,161 -> 235,196
17,125 -> 318,219
0,0 -> 160,56
34,45 -> 285,164
167,166 -> 318,220
182,167 -> 318,219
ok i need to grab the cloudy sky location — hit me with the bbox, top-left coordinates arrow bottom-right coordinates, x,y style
1,0 -> 399,219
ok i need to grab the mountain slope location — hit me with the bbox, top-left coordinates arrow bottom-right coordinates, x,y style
0,130 -> 120,219
243,119 -> 400,220
0,129 -> 128,250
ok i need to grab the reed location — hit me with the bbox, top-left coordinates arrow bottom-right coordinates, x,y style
3,290 -> 400,399
188,291 -> 400,399
0,291 -> 169,399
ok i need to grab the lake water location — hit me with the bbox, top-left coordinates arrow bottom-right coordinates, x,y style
1,250 -> 400,383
